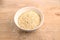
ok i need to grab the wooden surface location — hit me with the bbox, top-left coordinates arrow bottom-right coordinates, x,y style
0,0 -> 60,40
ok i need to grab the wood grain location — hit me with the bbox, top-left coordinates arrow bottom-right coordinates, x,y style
0,0 -> 60,40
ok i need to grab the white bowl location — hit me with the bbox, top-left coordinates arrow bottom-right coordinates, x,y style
14,7 -> 44,31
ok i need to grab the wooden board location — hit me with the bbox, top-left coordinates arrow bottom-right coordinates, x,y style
0,0 -> 60,40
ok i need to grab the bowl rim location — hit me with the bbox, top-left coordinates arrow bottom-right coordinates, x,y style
14,7 -> 44,31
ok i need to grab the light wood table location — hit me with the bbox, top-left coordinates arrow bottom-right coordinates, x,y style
0,0 -> 60,40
